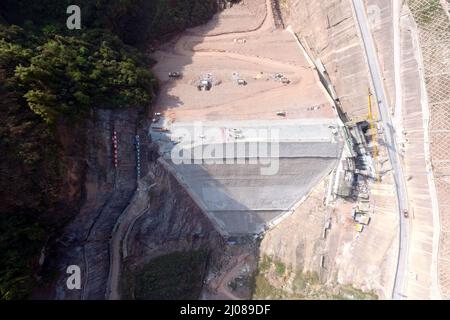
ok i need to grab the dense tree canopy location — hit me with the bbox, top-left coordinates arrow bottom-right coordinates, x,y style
1,26 -> 157,123
0,0 -> 219,46
0,0 -> 221,300
0,24 -> 158,299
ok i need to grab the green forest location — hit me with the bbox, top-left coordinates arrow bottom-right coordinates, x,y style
0,0 -> 220,299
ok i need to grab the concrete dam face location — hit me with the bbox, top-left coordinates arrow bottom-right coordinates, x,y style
148,0 -> 345,237
151,119 -> 343,235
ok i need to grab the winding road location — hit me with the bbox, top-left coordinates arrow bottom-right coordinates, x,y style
352,0 -> 410,299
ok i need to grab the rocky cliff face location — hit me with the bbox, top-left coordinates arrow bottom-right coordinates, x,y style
121,158 -> 225,298
34,108 -> 141,299
33,107 -> 225,299
252,0 -> 398,299
127,159 -> 223,262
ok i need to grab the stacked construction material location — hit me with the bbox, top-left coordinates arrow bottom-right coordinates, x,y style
135,135 -> 141,178
112,131 -> 118,168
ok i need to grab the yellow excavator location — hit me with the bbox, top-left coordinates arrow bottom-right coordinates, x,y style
367,87 -> 380,182
347,88 -> 380,181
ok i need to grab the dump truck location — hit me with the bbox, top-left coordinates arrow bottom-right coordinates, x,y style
355,223 -> 364,232
237,79 -> 247,86
197,79 -> 212,91
355,213 -> 371,225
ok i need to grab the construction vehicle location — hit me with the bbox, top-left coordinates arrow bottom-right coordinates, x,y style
152,127 -> 170,133
237,79 -> 247,86
355,213 -> 371,225
281,77 -> 291,84
355,223 -> 364,232
368,88 -> 381,182
168,72 -> 181,78
233,38 -> 247,44
274,73 -> 283,79
403,209 -> 409,218
197,79 -> 212,91
229,132 -> 243,139
348,88 -> 379,181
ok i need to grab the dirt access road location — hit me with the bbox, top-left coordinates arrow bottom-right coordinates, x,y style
106,182 -> 153,300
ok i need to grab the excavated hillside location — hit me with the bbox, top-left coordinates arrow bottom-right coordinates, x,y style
251,0 -> 400,299
25,1 -> 233,300
23,0 -> 414,300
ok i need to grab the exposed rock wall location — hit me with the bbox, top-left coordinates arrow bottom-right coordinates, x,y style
407,0 -> 450,299
34,108 -> 142,299
254,0 -> 399,299
122,156 -> 225,298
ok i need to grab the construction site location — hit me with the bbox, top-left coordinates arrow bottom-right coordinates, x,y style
41,0 -> 449,301
146,0 -> 397,299
146,0 -> 449,300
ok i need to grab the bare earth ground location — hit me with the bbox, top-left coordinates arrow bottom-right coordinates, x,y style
150,0 -> 342,299
151,0 -> 335,123
245,0 -> 400,299
365,0 -> 441,300
149,0 -> 405,299
406,0 -> 450,299
398,5 -> 440,299
258,150 -> 398,299
150,0 -> 342,236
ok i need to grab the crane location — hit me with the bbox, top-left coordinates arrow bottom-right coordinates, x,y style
367,87 -> 380,182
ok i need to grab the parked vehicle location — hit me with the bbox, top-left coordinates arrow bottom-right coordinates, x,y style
168,71 -> 181,78
403,209 -> 409,218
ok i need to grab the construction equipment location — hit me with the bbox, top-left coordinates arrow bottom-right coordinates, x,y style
229,131 -> 243,139
355,223 -> 364,232
403,209 -> 409,218
281,77 -> 291,85
274,73 -> 283,79
168,71 -> 181,78
367,87 -> 380,182
197,79 -> 212,91
355,213 -> 371,225
347,88 -> 380,181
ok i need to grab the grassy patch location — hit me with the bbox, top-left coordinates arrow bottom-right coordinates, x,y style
416,0 -> 444,25
0,214 -> 46,299
253,255 -> 378,300
258,255 -> 272,273
331,285 -> 378,300
125,250 -> 209,300
253,274 -> 292,300
293,270 -> 320,292
274,260 -> 286,277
